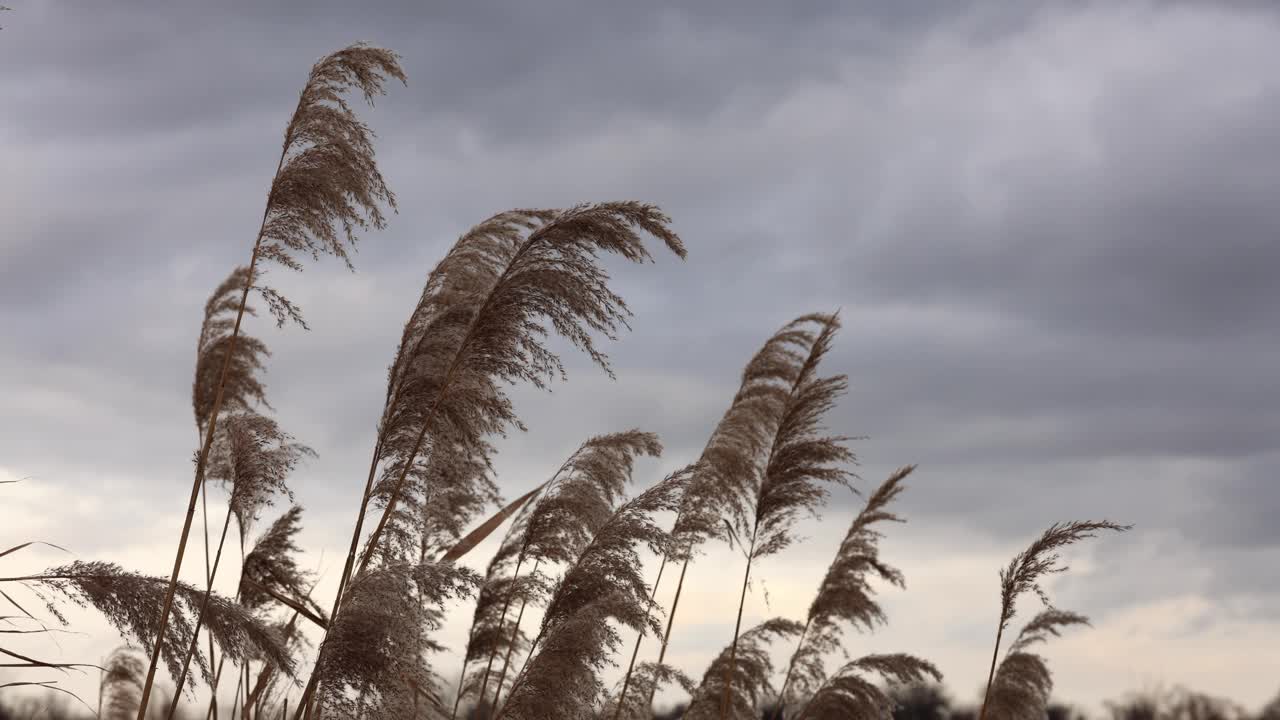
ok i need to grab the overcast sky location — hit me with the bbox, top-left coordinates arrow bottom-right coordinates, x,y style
3,1 -> 1279,716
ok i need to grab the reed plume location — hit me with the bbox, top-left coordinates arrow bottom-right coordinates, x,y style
977,520 -> 1131,720
177,274 -> 315,720
495,467 -> 694,719
683,618 -> 805,720
99,646 -> 147,720
300,203 -> 684,716
238,506 -> 319,617
3,560 -> 292,689
630,313 -> 839,716
791,653 -> 941,720
189,267 -> 277,719
142,42 -> 404,717
413,441 -> 500,565
209,414 -> 315,542
601,662 -> 694,720
353,202 -> 685,581
467,431 -> 661,712
718,312 -> 856,718
774,466 -> 915,718
449,481 -> 554,717
194,267 -> 272,434
167,412 -> 313,702
312,561 -> 481,719
983,609 -> 1090,720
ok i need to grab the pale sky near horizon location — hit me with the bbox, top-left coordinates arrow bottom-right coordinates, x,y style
2,1 -> 1279,717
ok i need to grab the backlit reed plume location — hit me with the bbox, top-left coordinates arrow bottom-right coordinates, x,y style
209,414 -> 315,541
143,42 -> 404,717
368,436 -> 499,569
977,520 -> 1131,720
239,506 -> 320,618
194,267 -> 271,434
3,560 -> 292,689
774,465 -> 916,718
791,653 -> 941,720
167,412 -> 313,700
350,203 -> 685,582
602,662 -> 694,720
466,431 -> 661,713
312,561 -> 481,719
495,467 -> 693,720
99,646 -> 147,720
298,203 -> 684,717
189,267 -> 276,718
683,618 -> 805,720
984,609 -> 1090,720
628,313 -> 838,717
719,312 -> 856,718
450,483 -> 551,718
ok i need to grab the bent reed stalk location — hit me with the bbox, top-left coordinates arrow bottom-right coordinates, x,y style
137,43 -> 405,720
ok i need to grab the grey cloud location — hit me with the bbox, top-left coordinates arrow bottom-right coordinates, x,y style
3,1 -> 1280,709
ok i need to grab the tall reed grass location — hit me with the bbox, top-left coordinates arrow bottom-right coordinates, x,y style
0,40 -> 1142,720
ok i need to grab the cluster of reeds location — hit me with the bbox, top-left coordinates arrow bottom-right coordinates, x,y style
1,41 -> 1134,720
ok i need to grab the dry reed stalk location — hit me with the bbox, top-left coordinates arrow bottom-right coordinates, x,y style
139,43 -> 404,719
297,204 -> 684,718
468,432 -> 661,712
193,510 -> 319,720
983,609 -> 1090,720
772,465 -> 915,719
976,520 -> 1131,720
487,560 -> 541,711
188,269 -> 284,720
609,554 -> 669,720
717,313 -> 855,719
636,313 -> 835,714
168,416 -> 313,708
494,467 -> 693,719
449,485 -> 553,719
490,432 -> 660,706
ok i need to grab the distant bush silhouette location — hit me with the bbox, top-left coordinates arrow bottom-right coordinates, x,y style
889,682 -> 953,720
